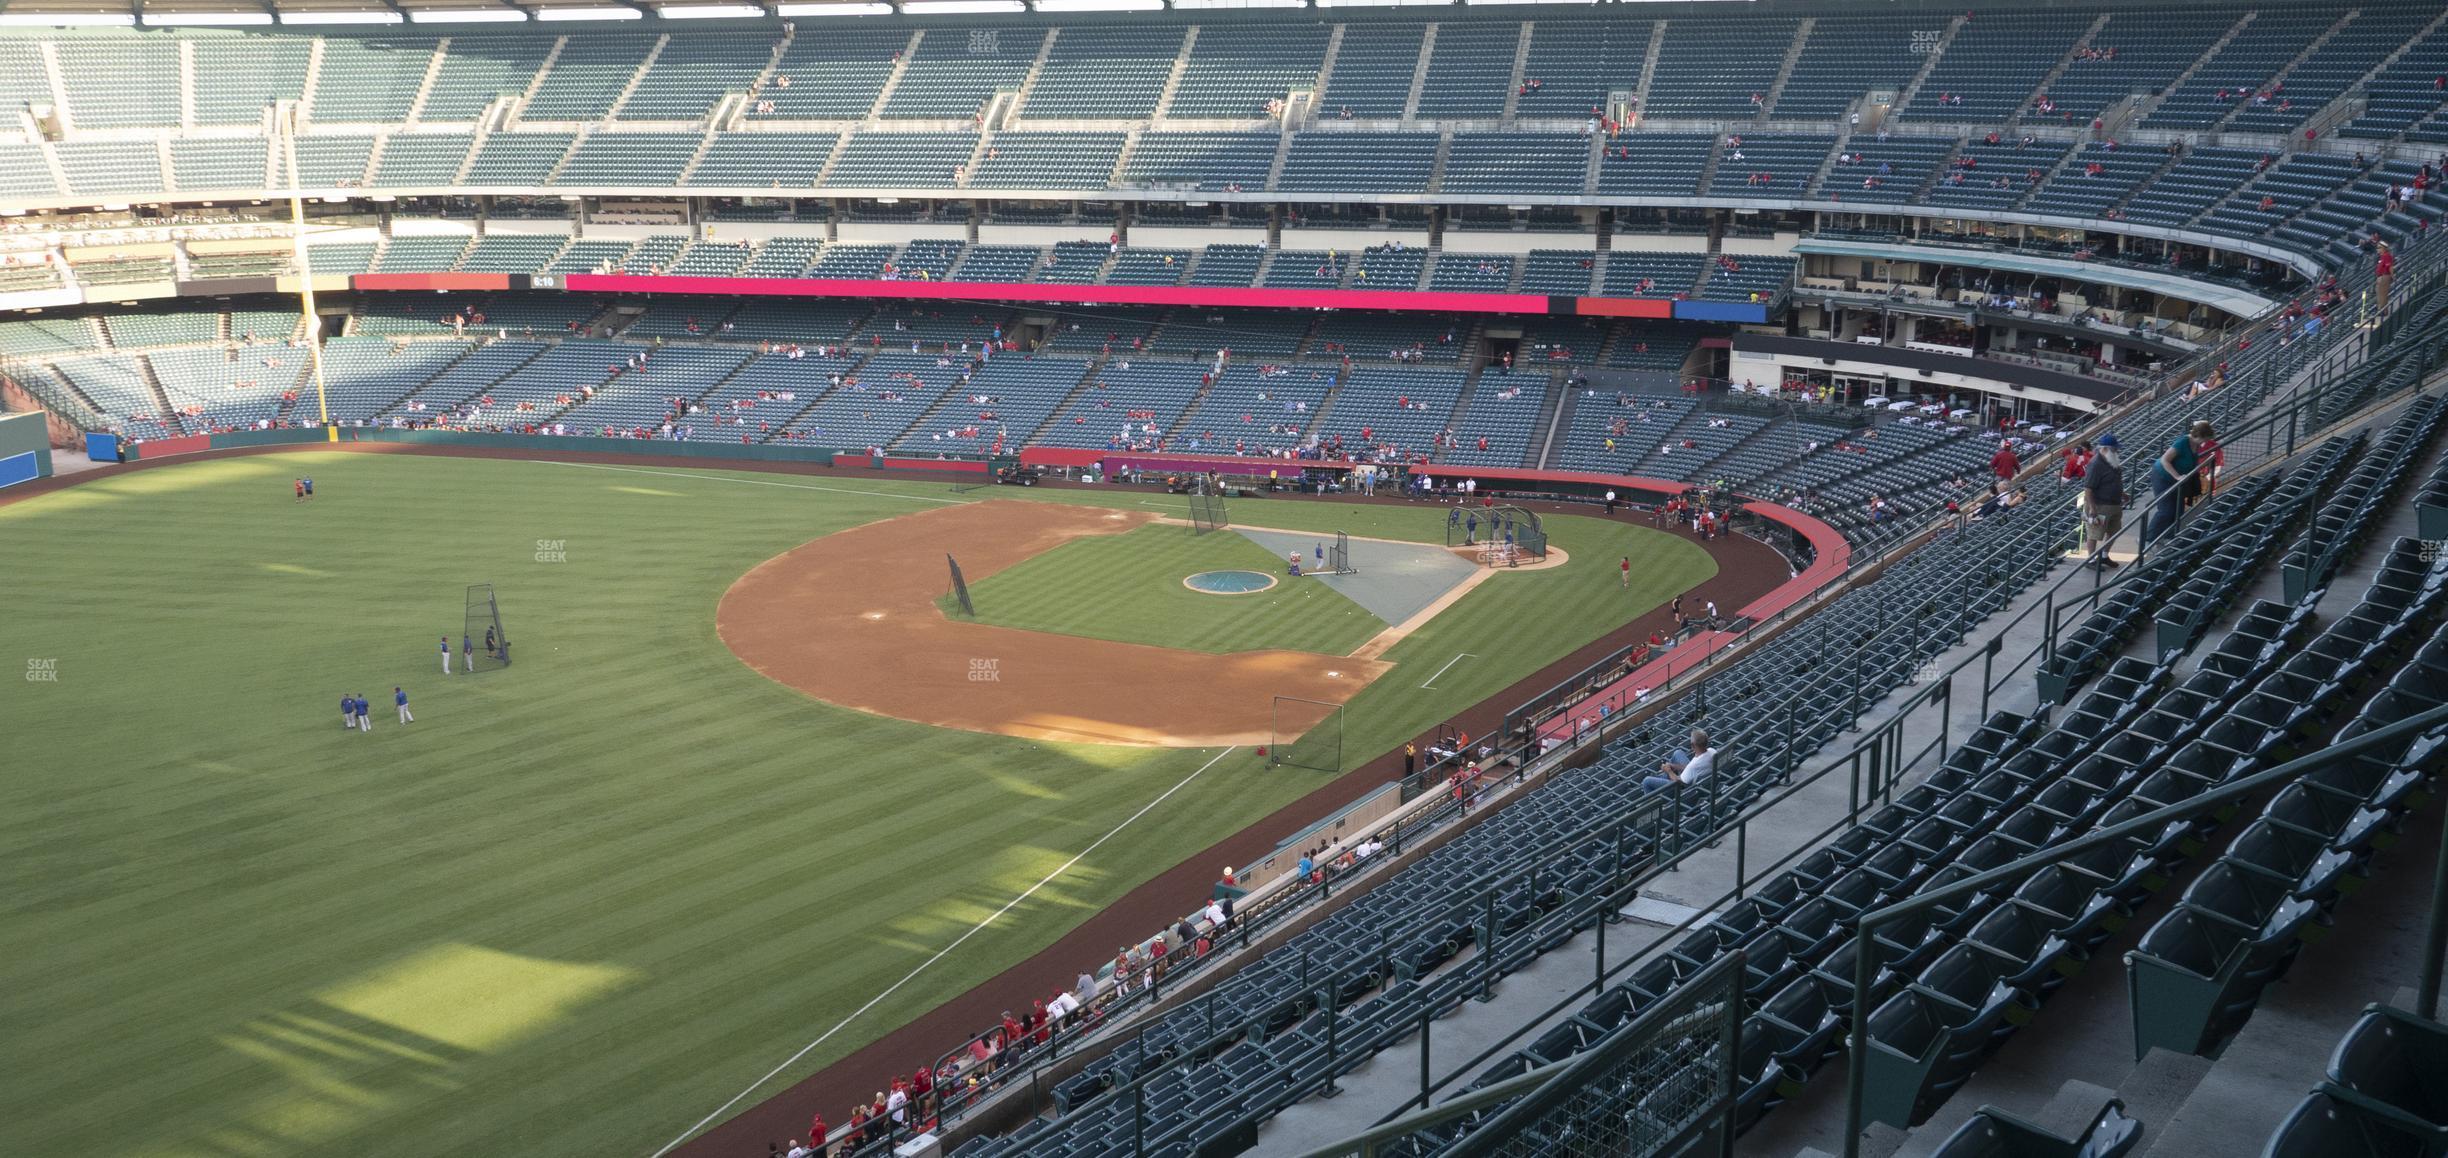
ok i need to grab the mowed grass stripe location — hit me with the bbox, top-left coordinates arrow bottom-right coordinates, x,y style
0,454 -> 1708,1157
955,523 -> 1383,655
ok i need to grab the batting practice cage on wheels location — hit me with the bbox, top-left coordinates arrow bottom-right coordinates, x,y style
1444,504 -> 1548,565
1189,488 -> 1231,535
1269,696 -> 1343,771
464,584 -> 510,670
1325,531 -> 1355,575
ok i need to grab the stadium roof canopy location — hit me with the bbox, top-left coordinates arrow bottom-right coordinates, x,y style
0,0 -> 1735,25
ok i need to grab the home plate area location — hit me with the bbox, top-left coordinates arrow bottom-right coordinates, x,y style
1231,527 -> 1480,627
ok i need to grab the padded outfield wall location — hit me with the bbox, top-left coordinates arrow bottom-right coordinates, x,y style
0,411 -> 52,490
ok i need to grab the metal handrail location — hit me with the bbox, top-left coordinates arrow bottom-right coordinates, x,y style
1836,702 -> 2448,1158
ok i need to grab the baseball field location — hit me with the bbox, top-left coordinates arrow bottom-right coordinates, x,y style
0,449 -> 1715,1157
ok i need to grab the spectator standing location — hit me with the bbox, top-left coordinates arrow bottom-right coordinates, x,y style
2081,434 -> 2124,568
1990,441 -> 2020,482
2143,421 -> 2211,547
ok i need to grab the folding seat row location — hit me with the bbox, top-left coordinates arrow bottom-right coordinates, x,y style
2267,1002 -> 2448,1157
969,133 -> 1126,191
884,28 -> 1044,119
2195,153 -> 2363,246
1514,18 -> 1651,120
1415,22 -> 1521,120
2035,9 -> 2236,124
2038,472 -> 2287,699
1022,26 -> 1181,119
1703,255 -> 1798,303
1518,250 -> 1596,295
1184,245 -> 1265,288
1823,467 -> 2408,1131
554,132 -> 701,188
1644,18 -> 1798,119
1898,13 -> 2088,124
1442,133 -> 1588,196
1926,1097 -> 2142,1157
1922,139 -> 2068,214
2131,545 -> 2448,1057
1816,137 -> 1954,205
1167,25 -> 1329,119
2225,7 -> 2436,135
457,234 -> 570,275
1775,14 -> 1926,120
619,32 -> 768,122
1596,133 -> 1713,197
2157,438 -> 2356,652
1278,133 -> 1437,195
2281,396 -> 2447,601
464,132 -> 575,187
1320,24 -> 1424,118
2023,145 -> 2171,219
2142,9 -> 2340,130
1706,134 -> 1835,197
312,39 -> 436,125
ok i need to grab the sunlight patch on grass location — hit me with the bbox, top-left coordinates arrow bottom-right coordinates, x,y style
981,767 -> 1069,802
315,943 -> 638,1055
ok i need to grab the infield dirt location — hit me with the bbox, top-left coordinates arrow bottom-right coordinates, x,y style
717,499 -> 1391,746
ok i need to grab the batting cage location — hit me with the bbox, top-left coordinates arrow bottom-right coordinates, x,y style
1268,695 -> 1344,770
1443,505 -> 1548,566
1325,531 -> 1355,575
464,583 -> 510,670
1188,487 -> 1230,535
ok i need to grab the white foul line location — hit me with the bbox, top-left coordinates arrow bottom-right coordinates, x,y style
648,744 -> 1241,1157
537,459 -> 971,505
1420,652 -> 1477,689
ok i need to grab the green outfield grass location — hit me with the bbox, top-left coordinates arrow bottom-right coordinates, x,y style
944,522 -> 1385,656
0,453 -> 1713,1158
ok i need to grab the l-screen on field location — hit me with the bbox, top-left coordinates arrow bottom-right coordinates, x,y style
0,451 -> 1711,1157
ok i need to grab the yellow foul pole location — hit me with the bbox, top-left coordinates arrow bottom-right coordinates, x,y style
279,103 -> 336,440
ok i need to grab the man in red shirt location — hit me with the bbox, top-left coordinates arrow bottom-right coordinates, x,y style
1991,443 -> 2020,482
2377,241 -> 2396,306
2061,441 -> 2090,481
